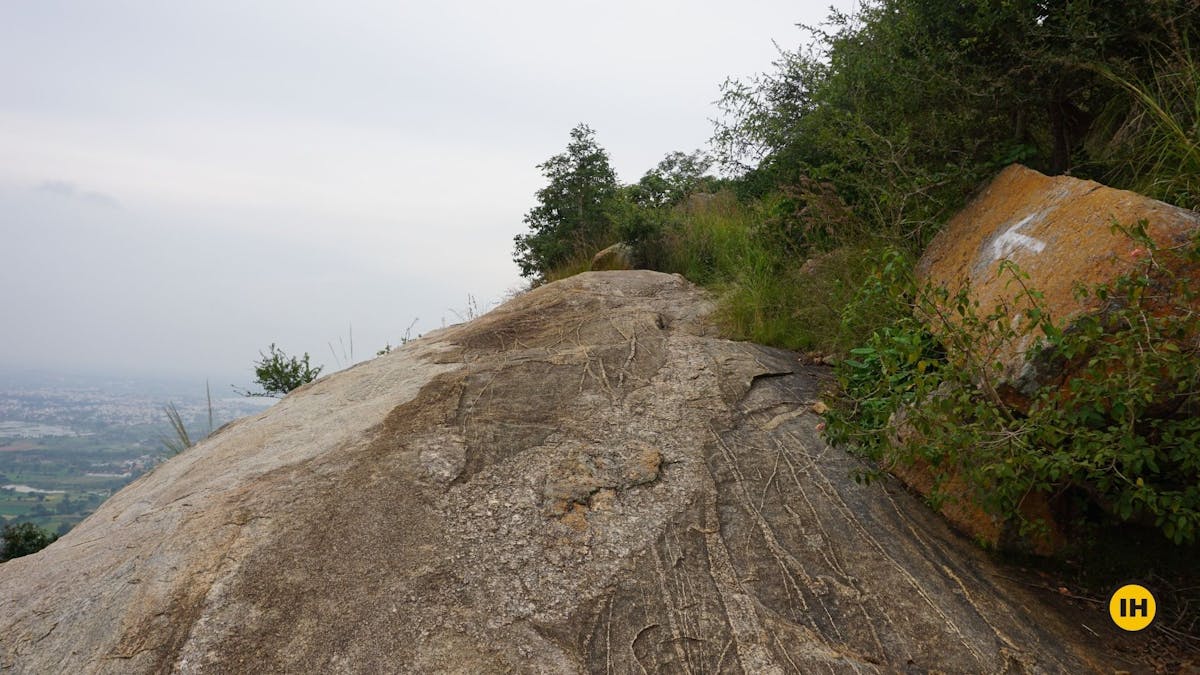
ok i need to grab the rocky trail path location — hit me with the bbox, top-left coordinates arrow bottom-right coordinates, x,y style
1,271 -> 1140,673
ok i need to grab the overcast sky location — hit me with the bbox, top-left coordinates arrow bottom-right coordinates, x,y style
0,1 -> 853,385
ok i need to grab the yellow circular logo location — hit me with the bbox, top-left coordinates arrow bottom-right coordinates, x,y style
1108,584 -> 1156,632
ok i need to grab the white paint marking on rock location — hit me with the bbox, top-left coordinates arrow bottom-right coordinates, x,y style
991,213 -> 1047,261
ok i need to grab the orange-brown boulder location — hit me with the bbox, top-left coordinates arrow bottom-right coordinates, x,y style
917,164 -> 1200,408
894,166 -> 1198,552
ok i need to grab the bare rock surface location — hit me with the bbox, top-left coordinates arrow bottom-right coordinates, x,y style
1,271 -> 1130,673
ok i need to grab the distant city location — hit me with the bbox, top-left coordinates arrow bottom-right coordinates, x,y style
0,369 -> 274,535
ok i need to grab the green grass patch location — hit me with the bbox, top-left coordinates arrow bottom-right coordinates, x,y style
543,252 -> 598,283
541,190 -> 903,357
715,245 -> 893,353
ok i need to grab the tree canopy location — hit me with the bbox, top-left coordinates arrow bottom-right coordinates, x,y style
713,0 -> 1199,246
513,124 -> 619,279
1,522 -> 57,562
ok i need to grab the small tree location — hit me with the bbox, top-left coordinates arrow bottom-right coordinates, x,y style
242,344 -> 323,398
1,522 -> 57,562
513,124 -> 619,279
630,150 -> 715,208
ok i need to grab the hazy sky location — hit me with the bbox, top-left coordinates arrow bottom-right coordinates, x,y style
1,1 -> 852,384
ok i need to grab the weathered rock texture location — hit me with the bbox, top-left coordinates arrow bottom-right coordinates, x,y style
1,272 -> 1131,672
918,163 -> 1200,405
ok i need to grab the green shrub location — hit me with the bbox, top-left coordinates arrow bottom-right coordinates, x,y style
607,190 -> 668,270
713,1 -> 1200,251
552,188 -> 899,355
826,229 -> 1200,545
243,344 -> 323,398
627,150 -> 717,208
1,522 -> 58,562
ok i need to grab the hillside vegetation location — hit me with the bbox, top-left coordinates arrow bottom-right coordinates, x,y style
512,1 -> 1200,552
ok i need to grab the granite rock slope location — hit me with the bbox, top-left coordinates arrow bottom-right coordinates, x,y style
0,271 -> 1127,673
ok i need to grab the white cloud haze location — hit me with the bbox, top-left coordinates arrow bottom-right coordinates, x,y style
0,0 -> 852,383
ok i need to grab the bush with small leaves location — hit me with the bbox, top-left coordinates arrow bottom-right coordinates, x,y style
243,344 -> 323,398
825,227 -> 1200,545
1,522 -> 58,562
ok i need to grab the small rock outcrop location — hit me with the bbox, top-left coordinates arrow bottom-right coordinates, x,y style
589,242 -> 634,271
1,272 -> 1133,672
918,164 -> 1200,407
